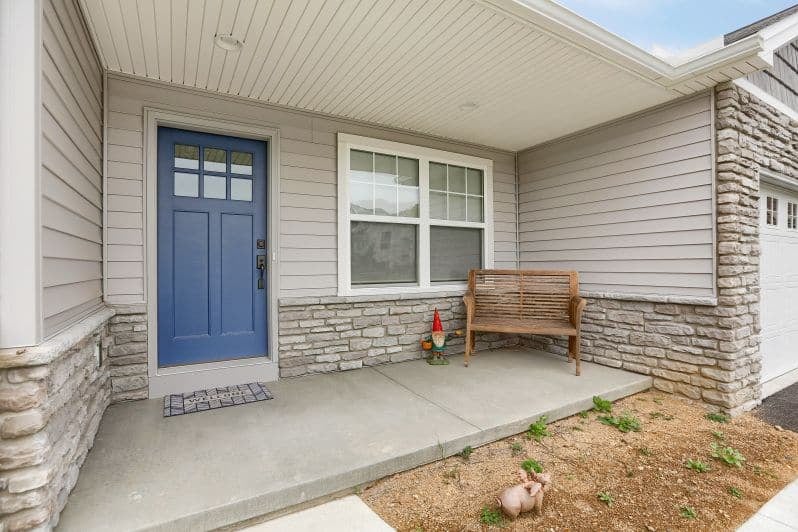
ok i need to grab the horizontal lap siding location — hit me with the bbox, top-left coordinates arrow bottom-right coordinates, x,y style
517,93 -> 714,298
41,0 -> 104,336
745,38 -> 798,113
105,76 -> 517,301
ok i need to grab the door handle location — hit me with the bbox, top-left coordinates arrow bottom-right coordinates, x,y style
256,255 -> 266,289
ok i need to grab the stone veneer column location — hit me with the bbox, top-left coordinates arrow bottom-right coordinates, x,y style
107,305 -> 149,402
0,309 -> 114,530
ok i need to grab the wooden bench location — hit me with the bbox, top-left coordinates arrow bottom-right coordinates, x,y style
463,269 -> 586,375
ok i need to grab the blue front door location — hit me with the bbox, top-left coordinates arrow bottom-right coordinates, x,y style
157,127 -> 268,367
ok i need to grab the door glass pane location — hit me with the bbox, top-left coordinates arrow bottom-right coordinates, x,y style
448,165 -> 466,193
449,194 -> 466,221
397,187 -> 419,217
174,172 -> 198,197
204,175 -> 226,199
398,157 -> 419,186
430,227 -> 482,282
430,191 -> 447,220
467,168 -> 483,195
350,182 -> 373,214
467,196 -> 483,222
429,163 -> 446,191
230,178 -> 252,201
374,184 -> 397,216
204,148 -> 227,172
374,153 -> 397,185
231,151 -> 253,175
350,150 -> 373,183
351,222 -> 417,285
174,144 -> 199,169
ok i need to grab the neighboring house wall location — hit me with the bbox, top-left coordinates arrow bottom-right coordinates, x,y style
41,0 -> 104,337
518,92 -> 715,298
744,37 -> 798,113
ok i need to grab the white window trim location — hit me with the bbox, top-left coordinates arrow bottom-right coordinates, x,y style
337,133 -> 493,296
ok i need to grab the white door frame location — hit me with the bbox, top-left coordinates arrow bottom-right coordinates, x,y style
143,107 -> 280,397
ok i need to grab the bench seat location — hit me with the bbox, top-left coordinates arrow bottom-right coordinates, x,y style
469,317 -> 577,336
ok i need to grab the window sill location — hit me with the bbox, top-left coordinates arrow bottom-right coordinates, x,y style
280,285 -> 468,307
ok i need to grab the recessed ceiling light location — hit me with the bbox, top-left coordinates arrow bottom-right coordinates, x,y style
214,34 -> 243,52
459,101 -> 479,111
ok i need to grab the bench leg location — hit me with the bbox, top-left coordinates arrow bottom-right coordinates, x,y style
574,334 -> 581,376
464,329 -> 473,367
568,335 -> 575,364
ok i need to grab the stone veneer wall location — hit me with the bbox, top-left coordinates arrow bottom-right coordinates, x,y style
107,305 -> 149,402
521,82 -> 798,414
278,293 -> 518,377
0,309 -> 113,530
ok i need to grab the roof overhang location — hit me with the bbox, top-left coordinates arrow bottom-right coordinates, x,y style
79,0 -> 779,151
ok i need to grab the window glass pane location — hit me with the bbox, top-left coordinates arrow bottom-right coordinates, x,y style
397,187 -> 419,217
398,157 -> 419,186
429,163 -> 447,191
449,194 -> 466,221
350,182 -> 373,214
174,172 -> 198,197
430,191 -> 447,220
204,175 -> 226,199
350,150 -> 373,183
374,153 -> 397,185
230,178 -> 252,201
430,227 -> 481,282
467,168 -> 483,195
174,144 -> 199,169
467,196 -> 483,222
448,165 -> 466,193
204,148 -> 227,172
374,184 -> 397,216
351,222 -> 417,285
231,151 -> 253,175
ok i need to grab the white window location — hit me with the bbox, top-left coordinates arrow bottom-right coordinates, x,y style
767,196 -> 779,226
789,202 -> 797,230
337,134 -> 493,295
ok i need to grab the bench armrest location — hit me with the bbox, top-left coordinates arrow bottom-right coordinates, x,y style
570,296 -> 586,329
463,291 -> 475,321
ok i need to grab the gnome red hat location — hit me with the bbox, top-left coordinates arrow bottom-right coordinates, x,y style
431,308 -> 446,348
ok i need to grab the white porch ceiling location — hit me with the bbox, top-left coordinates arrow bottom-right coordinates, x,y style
78,0 -> 770,151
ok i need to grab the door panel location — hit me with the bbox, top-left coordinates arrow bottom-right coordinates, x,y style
157,127 -> 268,367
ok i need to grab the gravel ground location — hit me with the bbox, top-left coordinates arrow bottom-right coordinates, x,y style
362,391 -> 798,532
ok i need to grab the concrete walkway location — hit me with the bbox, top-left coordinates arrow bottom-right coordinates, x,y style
757,381 -> 798,433
56,348 -> 650,531
738,479 -> 798,531
240,496 -> 393,532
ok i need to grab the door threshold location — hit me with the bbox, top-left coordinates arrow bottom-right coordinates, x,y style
149,357 -> 278,398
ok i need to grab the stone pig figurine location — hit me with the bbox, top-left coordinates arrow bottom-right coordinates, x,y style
496,469 -> 552,518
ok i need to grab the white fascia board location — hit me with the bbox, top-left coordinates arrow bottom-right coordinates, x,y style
757,13 -> 798,64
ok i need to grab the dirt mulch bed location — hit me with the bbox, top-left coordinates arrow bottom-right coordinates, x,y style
361,391 -> 798,531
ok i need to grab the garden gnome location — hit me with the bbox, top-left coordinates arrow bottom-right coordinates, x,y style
431,309 -> 446,351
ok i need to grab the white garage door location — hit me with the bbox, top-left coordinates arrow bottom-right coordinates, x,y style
760,183 -> 798,396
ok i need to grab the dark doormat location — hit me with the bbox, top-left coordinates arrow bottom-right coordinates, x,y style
163,382 -> 273,417
756,382 -> 798,433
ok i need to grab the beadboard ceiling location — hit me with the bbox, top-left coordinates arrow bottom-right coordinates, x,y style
78,0 -> 769,150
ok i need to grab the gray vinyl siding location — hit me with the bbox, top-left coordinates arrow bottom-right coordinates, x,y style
517,92 -> 714,298
105,75 -> 517,302
41,0 -> 104,336
745,37 -> 798,112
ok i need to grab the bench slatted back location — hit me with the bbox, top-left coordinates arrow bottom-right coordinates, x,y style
470,270 -> 577,322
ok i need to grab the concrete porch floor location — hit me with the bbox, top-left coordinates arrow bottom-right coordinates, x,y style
56,348 -> 651,531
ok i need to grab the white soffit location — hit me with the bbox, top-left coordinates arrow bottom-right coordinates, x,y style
78,0 -> 772,151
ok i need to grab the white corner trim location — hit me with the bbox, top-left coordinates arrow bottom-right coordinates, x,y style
142,107 -> 281,395
734,78 -> 798,122
336,134 -> 494,297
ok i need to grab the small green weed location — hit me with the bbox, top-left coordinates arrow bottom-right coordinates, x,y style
728,486 -> 743,499
592,396 -> 613,413
711,443 -> 745,468
706,412 -> 730,423
459,446 -> 473,460
572,425 -> 584,432
442,467 -> 460,482
479,507 -> 504,526
639,447 -> 652,457
680,506 -> 697,519
653,397 -> 663,405
510,441 -> 522,455
684,459 -> 710,473
526,416 -> 550,442
597,491 -> 614,507
712,430 -> 725,440
598,412 -> 642,433
578,410 -> 590,419
521,459 -> 543,474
